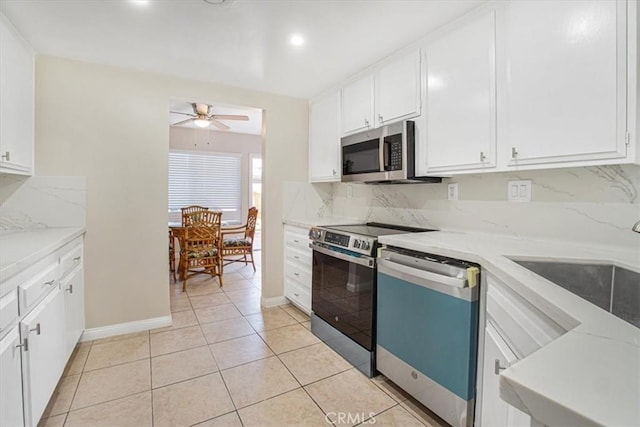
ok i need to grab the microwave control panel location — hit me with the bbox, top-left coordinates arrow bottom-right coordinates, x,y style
387,137 -> 403,171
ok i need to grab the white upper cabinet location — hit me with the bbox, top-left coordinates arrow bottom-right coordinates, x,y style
504,0 -> 628,166
0,12 -> 34,176
341,74 -> 374,135
341,49 -> 421,135
424,10 -> 497,173
375,49 -> 422,126
309,91 -> 341,182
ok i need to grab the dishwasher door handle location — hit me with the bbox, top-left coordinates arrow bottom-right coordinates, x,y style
378,258 -> 476,301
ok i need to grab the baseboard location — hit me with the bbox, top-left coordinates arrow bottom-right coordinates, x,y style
261,295 -> 288,308
80,315 -> 173,342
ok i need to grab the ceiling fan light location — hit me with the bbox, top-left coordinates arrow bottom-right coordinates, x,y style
194,119 -> 210,128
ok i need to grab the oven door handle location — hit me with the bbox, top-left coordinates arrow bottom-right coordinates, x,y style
310,243 -> 375,269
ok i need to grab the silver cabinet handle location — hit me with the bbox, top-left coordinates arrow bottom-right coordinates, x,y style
378,114 -> 383,123
30,323 -> 41,335
294,255 -> 299,259
294,292 -> 299,297
66,284 -> 74,294
73,256 -> 81,262
364,118 -> 369,127
294,272 -> 300,276
1,152 -> 10,161
511,147 -> 518,159
293,239 -> 299,243
332,169 -> 337,176
42,280 -> 55,288
16,338 -> 28,352
494,359 -> 507,375
480,152 -> 486,162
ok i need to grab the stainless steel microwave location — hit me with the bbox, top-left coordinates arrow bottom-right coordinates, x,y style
341,120 -> 441,184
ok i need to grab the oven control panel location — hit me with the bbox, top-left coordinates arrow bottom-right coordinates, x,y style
309,227 -> 376,256
324,231 -> 350,247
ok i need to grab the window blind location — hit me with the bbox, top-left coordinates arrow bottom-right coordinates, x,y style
168,151 -> 242,223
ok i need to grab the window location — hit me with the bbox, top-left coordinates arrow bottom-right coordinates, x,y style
168,151 -> 242,224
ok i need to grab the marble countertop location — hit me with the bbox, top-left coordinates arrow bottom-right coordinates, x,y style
1,227 -> 86,283
379,230 -> 640,427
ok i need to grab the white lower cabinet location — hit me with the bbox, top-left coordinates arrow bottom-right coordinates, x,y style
477,274 -> 566,427
0,326 -> 24,427
283,225 -> 312,314
0,235 -> 85,427
62,265 -> 85,358
479,323 -> 530,427
20,286 -> 67,427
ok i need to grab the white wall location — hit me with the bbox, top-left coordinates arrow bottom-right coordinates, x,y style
169,126 -> 262,222
35,56 -> 308,329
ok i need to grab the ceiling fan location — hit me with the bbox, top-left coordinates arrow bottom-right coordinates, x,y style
170,103 -> 249,130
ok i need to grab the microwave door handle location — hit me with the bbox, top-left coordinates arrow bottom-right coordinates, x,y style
379,137 -> 386,171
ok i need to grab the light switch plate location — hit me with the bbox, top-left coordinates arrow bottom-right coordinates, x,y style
448,183 -> 459,201
508,180 -> 531,202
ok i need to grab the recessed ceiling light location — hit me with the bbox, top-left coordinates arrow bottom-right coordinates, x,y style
130,0 -> 150,6
290,34 -> 305,47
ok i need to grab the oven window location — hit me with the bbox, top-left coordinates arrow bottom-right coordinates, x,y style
311,249 -> 375,350
342,138 -> 380,175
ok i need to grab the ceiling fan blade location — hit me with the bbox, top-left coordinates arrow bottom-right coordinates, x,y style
209,118 -> 230,130
170,111 -> 196,117
171,118 -> 194,126
211,114 -> 249,121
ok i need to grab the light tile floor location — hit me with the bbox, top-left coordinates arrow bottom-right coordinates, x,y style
38,260 -> 449,427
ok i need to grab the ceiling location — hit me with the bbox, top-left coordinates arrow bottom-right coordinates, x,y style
169,99 -> 262,134
0,0 -> 484,100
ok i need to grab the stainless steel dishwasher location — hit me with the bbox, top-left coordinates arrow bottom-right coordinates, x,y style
376,246 -> 480,427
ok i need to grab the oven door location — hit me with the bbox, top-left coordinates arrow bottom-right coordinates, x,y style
310,243 -> 376,350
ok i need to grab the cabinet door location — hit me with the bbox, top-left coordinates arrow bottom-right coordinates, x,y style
0,326 -> 24,427
309,91 -> 341,182
425,11 -> 497,172
375,50 -> 421,125
20,287 -> 67,427
341,74 -> 374,134
504,0 -> 627,166
0,13 -> 34,175
62,265 -> 85,358
479,323 -> 530,427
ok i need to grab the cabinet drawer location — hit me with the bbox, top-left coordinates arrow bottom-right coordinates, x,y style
486,275 -> 565,359
285,259 -> 311,287
59,241 -> 83,280
0,289 -> 19,336
285,246 -> 312,268
284,228 -> 311,252
18,262 -> 59,314
285,278 -> 311,313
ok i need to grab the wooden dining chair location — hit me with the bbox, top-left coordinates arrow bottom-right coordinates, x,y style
182,209 -> 219,227
180,211 -> 223,291
221,207 -> 258,272
168,229 -> 176,281
181,205 -> 209,226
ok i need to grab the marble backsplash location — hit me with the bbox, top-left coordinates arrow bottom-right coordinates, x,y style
0,175 -> 86,232
283,165 -> 640,250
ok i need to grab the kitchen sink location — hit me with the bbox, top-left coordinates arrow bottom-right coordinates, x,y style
510,259 -> 640,328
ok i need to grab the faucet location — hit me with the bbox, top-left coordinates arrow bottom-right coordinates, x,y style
634,221 -> 640,233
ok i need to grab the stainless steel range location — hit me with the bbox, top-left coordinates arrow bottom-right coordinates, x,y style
308,222 -> 436,377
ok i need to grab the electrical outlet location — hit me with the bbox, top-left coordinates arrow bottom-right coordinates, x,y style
448,183 -> 459,201
508,180 -> 531,202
